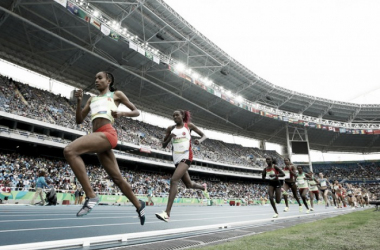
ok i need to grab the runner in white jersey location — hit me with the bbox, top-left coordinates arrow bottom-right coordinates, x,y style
156,110 -> 209,222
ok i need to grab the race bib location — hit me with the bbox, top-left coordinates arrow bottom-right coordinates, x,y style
172,138 -> 190,153
320,181 -> 327,187
283,170 -> 290,179
297,179 -> 305,185
91,98 -> 108,115
267,171 -> 275,180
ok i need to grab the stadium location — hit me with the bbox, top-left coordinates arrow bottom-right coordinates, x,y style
0,0 -> 379,249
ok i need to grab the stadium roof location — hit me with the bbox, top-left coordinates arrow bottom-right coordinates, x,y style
0,0 -> 380,153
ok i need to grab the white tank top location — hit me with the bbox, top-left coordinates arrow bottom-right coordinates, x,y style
171,123 -> 193,164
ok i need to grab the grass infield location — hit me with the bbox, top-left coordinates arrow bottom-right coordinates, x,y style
192,209 -> 380,250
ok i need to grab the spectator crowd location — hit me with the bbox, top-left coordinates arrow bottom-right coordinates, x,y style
0,75 -> 271,168
0,75 -> 379,200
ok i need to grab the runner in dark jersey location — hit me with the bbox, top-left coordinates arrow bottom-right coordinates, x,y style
262,156 -> 285,218
281,157 -> 302,212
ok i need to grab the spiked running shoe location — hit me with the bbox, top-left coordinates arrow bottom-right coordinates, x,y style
283,207 -> 289,212
299,206 -> 303,213
155,211 -> 170,222
310,208 -> 314,212
76,196 -> 99,217
202,183 -> 210,199
136,200 -> 146,225
306,209 -> 310,214
273,213 -> 279,218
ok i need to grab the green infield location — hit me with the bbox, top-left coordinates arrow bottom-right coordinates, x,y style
192,209 -> 380,250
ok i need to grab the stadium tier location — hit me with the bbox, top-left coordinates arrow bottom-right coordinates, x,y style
0,75 -> 379,201
0,74 -> 272,171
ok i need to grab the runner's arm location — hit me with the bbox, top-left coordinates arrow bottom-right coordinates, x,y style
262,169 -> 266,180
274,166 -> 285,178
162,126 -> 174,148
188,123 -> 207,144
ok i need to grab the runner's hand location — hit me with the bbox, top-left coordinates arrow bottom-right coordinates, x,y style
111,110 -> 122,118
75,89 -> 83,101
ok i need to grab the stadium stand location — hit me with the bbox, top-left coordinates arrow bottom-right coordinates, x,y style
0,75 -> 379,200
0,74 -> 269,168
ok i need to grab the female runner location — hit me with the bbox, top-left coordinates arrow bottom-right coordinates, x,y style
296,166 -> 310,213
346,183 -> 355,209
307,172 -> 320,211
63,71 -> 145,225
317,173 -> 332,208
155,110 -> 209,222
333,181 -> 346,208
262,157 -> 285,218
281,157 -> 302,212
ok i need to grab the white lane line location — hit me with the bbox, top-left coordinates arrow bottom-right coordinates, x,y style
0,211 -> 260,223
0,210 -> 281,224
0,213 -> 275,233
0,209 -> 261,217
0,209 -> 348,233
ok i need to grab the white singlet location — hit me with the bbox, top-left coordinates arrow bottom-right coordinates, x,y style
171,123 -> 193,165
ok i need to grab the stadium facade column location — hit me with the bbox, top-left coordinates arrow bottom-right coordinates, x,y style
304,128 -> 313,172
285,123 -> 292,161
260,140 -> 266,150
285,124 -> 313,172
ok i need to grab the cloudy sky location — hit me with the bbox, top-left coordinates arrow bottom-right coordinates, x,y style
165,0 -> 380,104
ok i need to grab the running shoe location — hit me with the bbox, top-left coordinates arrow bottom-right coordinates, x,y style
76,196 -> 99,217
334,206 -> 337,209
310,208 -> 314,212
136,200 -> 146,225
283,207 -> 289,212
352,207 -> 356,210
299,206 -> 303,213
273,213 -> 279,218
155,211 -> 170,222
306,209 -> 310,214
202,183 -> 210,199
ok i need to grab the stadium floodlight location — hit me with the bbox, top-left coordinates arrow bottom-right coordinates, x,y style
175,63 -> 185,71
236,95 -> 243,102
226,90 -> 232,97
192,73 -> 199,79
186,68 -> 192,74
93,11 -> 99,17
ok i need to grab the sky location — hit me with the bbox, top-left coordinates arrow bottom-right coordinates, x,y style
164,0 -> 380,104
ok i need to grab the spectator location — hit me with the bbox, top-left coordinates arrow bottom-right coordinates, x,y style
30,170 -> 49,205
